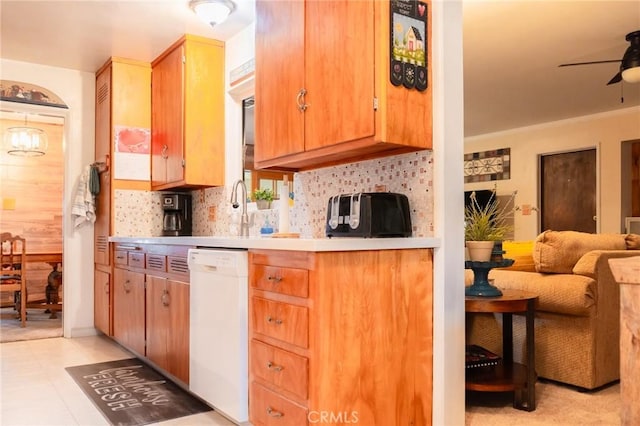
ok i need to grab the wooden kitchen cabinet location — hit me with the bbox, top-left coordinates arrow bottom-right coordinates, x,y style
113,266 -> 146,356
146,275 -> 190,384
94,269 -> 111,335
151,34 -> 225,190
94,58 -> 151,335
248,248 -> 433,426
111,243 -> 191,384
254,0 -> 432,170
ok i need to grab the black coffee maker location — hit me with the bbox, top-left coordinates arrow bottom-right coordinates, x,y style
162,193 -> 192,236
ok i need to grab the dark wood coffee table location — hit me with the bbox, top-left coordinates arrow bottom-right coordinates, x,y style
465,289 -> 538,411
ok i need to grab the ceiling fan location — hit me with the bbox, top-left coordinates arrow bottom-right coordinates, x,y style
559,30 -> 640,85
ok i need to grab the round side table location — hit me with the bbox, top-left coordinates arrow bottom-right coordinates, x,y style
465,289 -> 538,411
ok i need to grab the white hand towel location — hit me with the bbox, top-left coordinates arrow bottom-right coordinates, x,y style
71,166 -> 96,228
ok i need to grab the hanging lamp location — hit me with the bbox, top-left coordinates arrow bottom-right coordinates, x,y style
4,114 -> 48,156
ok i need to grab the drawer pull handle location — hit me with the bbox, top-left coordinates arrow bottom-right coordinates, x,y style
267,407 -> 283,418
267,361 -> 284,372
267,276 -> 283,283
123,279 -> 131,293
266,316 -> 283,325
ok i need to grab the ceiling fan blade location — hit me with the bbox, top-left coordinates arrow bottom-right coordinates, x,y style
607,72 -> 623,85
558,60 -> 621,67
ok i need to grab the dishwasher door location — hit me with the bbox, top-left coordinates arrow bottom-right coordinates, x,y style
188,248 -> 249,424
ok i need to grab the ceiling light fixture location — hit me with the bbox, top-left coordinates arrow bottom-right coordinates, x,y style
621,30 -> 640,84
189,0 -> 236,27
4,115 -> 48,156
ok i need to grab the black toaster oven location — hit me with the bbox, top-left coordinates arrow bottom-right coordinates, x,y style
325,192 -> 412,238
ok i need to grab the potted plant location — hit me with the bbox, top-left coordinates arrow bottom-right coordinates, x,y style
465,188 -> 516,262
253,188 -> 274,210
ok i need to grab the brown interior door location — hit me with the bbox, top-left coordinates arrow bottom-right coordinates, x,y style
540,149 -> 597,233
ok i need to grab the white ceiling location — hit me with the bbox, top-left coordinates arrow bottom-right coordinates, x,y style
1,0 -> 639,137
464,1 -> 640,136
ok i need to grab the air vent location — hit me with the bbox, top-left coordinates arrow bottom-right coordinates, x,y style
146,254 -> 166,272
97,82 -> 109,104
168,257 -> 189,276
96,235 -> 108,253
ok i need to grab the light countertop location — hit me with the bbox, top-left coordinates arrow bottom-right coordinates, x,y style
109,236 -> 440,252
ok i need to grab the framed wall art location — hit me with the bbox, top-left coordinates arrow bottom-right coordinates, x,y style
464,148 -> 510,183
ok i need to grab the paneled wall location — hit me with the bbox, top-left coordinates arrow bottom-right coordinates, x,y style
1,117 -> 64,303
1,117 -> 64,250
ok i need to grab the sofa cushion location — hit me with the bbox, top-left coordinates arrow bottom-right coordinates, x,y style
533,231 -> 627,273
626,233 -> 640,249
488,270 -> 596,316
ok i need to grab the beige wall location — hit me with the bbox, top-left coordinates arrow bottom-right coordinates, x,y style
0,58 -> 97,338
465,106 -> 640,240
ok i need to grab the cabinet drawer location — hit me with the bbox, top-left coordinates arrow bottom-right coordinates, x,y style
128,252 -> 145,268
250,382 -> 308,426
252,266 -> 309,298
251,339 -> 308,399
114,250 -> 128,266
146,254 -> 167,272
252,297 -> 308,348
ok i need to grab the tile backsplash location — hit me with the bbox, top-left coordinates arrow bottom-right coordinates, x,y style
292,150 -> 434,238
113,190 -> 163,237
114,150 -> 434,238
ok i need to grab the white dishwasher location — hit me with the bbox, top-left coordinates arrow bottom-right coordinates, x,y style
188,248 -> 249,424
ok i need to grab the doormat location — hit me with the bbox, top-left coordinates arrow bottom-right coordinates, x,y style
65,358 -> 211,426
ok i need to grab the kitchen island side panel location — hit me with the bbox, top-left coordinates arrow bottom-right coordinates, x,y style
310,249 -> 433,425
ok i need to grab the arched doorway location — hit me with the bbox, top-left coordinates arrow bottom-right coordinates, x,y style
1,81 -> 67,341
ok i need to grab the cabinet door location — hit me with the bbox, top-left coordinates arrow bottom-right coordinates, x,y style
94,66 -> 111,266
304,0 -> 375,151
182,39 -> 225,187
254,0 -> 305,162
146,275 -> 190,384
152,44 -> 185,188
94,269 -> 111,335
113,267 -> 146,355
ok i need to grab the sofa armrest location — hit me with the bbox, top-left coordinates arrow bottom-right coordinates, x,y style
572,250 -> 640,318
572,250 -> 637,279
572,250 -> 640,384
486,270 -> 595,316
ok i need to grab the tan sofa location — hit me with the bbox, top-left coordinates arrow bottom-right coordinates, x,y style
465,230 -> 640,390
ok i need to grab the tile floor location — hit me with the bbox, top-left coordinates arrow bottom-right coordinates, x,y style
0,335 -> 235,425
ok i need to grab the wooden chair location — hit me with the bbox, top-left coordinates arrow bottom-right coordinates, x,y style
1,232 -> 27,327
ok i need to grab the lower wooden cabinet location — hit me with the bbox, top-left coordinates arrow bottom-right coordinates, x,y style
94,268 -> 111,335
110,243 -> 191,385
146,275 -> 190,384
113,266 -> 146,356
248,249 -> 433,426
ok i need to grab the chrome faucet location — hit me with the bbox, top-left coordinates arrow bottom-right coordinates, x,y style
230,179 -> 249,237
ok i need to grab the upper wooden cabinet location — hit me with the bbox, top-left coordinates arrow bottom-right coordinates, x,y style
95,58 -> 151,266
254,0 -> 432,170
94,58 -> 151,337
151,35 -> 226,190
